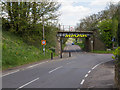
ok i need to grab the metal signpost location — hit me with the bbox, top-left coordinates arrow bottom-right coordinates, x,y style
42,16 -> 45,56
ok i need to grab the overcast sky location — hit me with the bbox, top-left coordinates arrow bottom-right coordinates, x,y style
57,0 -> 119,28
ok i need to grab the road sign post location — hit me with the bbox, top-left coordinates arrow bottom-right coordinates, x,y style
41,40 -> 46,56
42,16 -> 45,56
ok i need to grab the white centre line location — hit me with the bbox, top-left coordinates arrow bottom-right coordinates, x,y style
49,66 -> 63,74
80,79 -> 85,85
17,77 -> 39,89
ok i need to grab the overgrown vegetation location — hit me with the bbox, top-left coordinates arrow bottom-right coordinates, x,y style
2,1 -> 61,69
76,3 -> 119,49
2,31 -> 55,70
113,47 -> 120,89
76,2 -> 120,88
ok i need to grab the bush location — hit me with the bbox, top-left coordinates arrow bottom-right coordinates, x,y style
112,47 -> 120,66
113,47 -> 120,89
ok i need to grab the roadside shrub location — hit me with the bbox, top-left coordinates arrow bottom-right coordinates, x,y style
112,47 -> 120,66
113,47 -> 120,89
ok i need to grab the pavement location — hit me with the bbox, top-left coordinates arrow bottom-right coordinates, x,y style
2,44 -> 114,89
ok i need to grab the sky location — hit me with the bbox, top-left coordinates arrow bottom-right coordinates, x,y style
56,0 -> 119,30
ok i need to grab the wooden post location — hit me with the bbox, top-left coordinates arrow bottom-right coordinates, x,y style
51,52 -> 53,60
60,38 -> 62,58
69,52 -> 71,57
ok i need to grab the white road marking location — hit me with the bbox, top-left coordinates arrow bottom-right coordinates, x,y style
17,77 -> 39,89
80,60 -> 113,86
88,70 -> 91,73
66,62 -> 72,64
80,79 -> 85,85
2,61 -> 48,77
85,74 -> 88,78
2,70 -> 20,77
92,64 -> 100,70
49,66 -> 63,74
26,61 -> 48,69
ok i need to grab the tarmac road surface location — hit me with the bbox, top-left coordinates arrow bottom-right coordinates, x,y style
2,44 -> 113,89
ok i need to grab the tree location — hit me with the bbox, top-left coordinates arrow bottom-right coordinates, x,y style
98,19 -> 113,48
118,2 -> 120,46
2,1 -> 60,39
2,1 -> 61,49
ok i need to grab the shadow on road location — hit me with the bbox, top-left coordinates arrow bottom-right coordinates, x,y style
63,49 -> 81,52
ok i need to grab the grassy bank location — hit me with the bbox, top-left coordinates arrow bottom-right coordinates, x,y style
2,31 -> 54,70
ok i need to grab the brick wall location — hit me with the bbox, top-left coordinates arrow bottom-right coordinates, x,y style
93,37 -> 106,51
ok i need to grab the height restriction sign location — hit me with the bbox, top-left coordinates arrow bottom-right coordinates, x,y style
41,40 -> 46,45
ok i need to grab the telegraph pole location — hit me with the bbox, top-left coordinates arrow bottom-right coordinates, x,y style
42,16 -> 45,56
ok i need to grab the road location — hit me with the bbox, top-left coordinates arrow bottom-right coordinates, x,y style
2,44 -> 113,89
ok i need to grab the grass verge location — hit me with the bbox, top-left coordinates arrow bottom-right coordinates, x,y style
2,31 -> 55,70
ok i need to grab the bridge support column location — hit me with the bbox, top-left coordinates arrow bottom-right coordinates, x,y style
55,37 -> 63,58
55,37 -> 60,55
85,37 -> 89,52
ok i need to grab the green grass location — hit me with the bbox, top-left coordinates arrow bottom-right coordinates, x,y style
74,42 -> 84,49
2,31 -> 54,70
91,50 -> 114,54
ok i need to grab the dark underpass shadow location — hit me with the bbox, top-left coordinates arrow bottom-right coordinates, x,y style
62,49 -> 82,52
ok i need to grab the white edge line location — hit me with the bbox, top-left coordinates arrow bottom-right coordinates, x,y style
85,74 -> 88,78
81,60 -> 113,85
49,66 -> 63,74
2,61 -> 48,77
17,77 -> 39,89
92,64 -> 99,70
88,70 -> 91,73
80,79 -> 85,85
2,70 -> 20,77
26,61 -> 48,69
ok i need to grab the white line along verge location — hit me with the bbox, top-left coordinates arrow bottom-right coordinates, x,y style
49,66 -> 63,74
2,70 -> 20,77
85,74 -> 88,78
92,63 -> 101,70
2,61 -> 49,77
26,61 -> 48,69
80,79 -> 85,85
88,70 -> 91,74
17,77 -> 39,90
